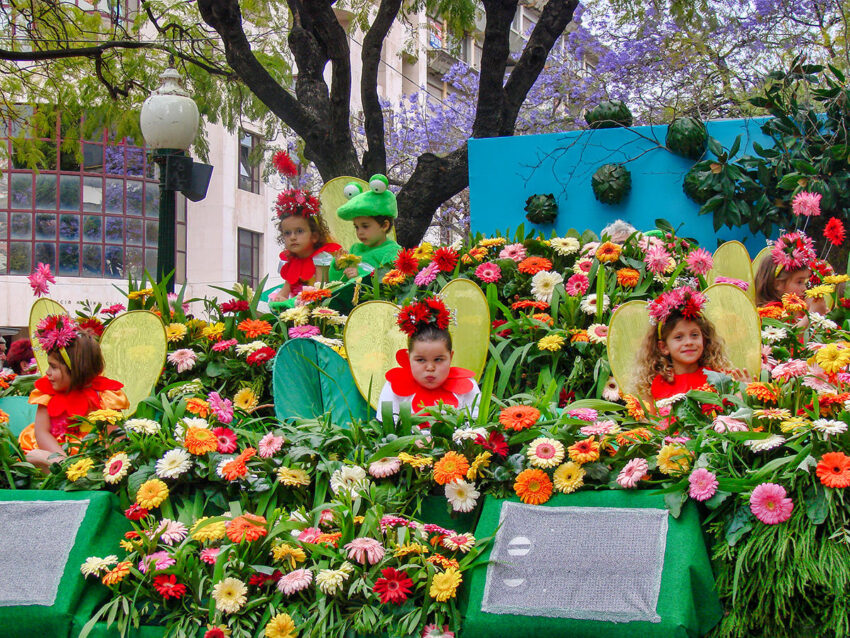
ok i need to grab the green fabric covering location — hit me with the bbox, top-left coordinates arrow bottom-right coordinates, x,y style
74,620 -> 167,638
462,492 -> 722,638
0,396 -> 37,436
273,339 -> 372,425
259,284 -> 296,312
328,239 -> 401,281
416,494 -> 480,534
0,490 -> 131,638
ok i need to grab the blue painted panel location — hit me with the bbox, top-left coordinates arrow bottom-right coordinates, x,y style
468,118 -> 774,255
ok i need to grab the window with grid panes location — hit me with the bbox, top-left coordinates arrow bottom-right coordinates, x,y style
238,130 -> 261,194
0,109 -> 176,279
237,228 -> 262,288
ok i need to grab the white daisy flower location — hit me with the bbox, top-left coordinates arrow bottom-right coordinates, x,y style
761,326 -> 788,343
124,418 -> 160,435
530,270 -> 564,304
579,293 -> 610,315
811,418 -> 848,437
745,434 -> 786,452
156,449 -> 193,479
550,237 -> 580,256
445,479 -> 480,513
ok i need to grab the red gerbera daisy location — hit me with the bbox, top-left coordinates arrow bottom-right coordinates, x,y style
247,346 -> 276,366
153,574 -> 187,599
433,247 -> 459,272
221,299 -> 250,313
373,567 -> 413,604
124,504 -> 149,521
394,248 -> 419,275
825,217 -> 846,246
77,316 -> 105,337
272,150 -> 298,177
212,427 -> 238,454
475,430 -> 509,457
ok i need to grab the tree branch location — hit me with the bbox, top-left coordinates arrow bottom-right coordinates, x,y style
472,0 -> 517,137
361,0 -> 403,176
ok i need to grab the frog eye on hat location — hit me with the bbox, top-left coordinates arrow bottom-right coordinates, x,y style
369,174 -> 389,193
343,182 -> 363,199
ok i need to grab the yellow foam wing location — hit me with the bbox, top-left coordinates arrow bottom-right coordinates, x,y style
707,241 -> 755,302
752,246 -> 771,281
101,311 -> 167,415
606,300 -> 650,398
703,284 -> 762,378
319,177 -> 398,251
344,280 -> 491,408
343,300 -> 408,409
28,298 -> 69,374
441,278 -> 490,378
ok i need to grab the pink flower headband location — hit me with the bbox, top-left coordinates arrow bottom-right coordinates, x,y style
647,287 -> 708,338
34,314 -> 78,368
771,230 -> 815,277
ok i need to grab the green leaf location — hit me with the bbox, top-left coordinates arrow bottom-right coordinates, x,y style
664,491 -> 686,518
804,483 -> 829,525
725,506 -> 754,546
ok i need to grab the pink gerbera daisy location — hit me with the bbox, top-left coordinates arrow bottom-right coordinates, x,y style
414,262 -> 440,287
688,468 -> 718,501
258,432 -> 285,458
276,568 -> 313,595
212,338 -> 238,352
167,349 -> 197,373
749,482 -> 794,524
208,392 -> 234,424
139,550 -> 176,573
564,273 -> 590,296
369,457 -> 402,478
212,427 -> 238,454
499,243 -> 527,262
566,408 -> 598,422
474,261 -> 502,283
344,537 -> 385,565
685,247 -> 713,275
771,359 -> 808,382
580,420 -> 618,436
154,519 -> 188,546
645,244 -> 672,274
199,547 -> 220,564
28,262 -> 56,297
421,624 -> 455,638
297,527 -> 323,543
792,191 -> 822,217
617,458 -> 648,488
289,325 -> 321,339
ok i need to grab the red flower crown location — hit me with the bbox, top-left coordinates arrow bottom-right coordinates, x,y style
34,314 -> 79,368
274,189 -> 320,219
397,297 -> 453,337
647,287 -> 708,337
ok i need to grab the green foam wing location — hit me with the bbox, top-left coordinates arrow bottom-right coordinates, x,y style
101,311 -> 167,416
606,300 -> 650,398
28,298 -> 69,374
707,241 -> 755,302
272,339 -> 371,425
703,283 -> 762,378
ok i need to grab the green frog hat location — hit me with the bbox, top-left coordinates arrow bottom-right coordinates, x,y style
336,174 -> 398,220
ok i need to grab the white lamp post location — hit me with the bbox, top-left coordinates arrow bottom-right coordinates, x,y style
139,67 -> 199,291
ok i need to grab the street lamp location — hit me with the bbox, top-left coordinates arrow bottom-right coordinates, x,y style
140,66 -> 205,291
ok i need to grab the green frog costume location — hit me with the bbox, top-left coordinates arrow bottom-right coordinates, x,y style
327,174 -> 401,281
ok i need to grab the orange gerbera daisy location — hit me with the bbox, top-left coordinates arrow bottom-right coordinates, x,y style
570,330 -> 589,343
595,241 -> 622,263
499,405 -> 541,431
624,395 -> 646,420
511,300 -> 549,311
101,561 -> 131,586
300,288 -> 332,303
219,448 -> 256,481
184,427 -> 219,455
746,382 -> 779,403
225,513 -> 268,543
314,532 -> 343,546
185,397 -> 210,417
461,247 -> 488,264
514,468 -> 553,505
427,554 -> 460,569
616,427 -> 654,446
781,292 -> 807,313
757,304 -> 785,319
382,269 -> 408,286
616,268 -> 640,288
816,451 -> 850,488
433,451 -> 470,485
568,437 -> 600,464
517,256 -> 553,275
238,318 -> 272,338
531,313 -> 554,326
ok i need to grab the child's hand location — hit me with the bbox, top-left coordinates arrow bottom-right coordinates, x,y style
729,368 -> 751,383
344,266 -> 359,279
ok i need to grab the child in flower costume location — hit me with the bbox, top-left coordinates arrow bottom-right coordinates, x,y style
635,287 -> 738,402
328,174 -> 401,281
20,314 -> 128,469
754,230 -> 827,317
377,297 -> 480,423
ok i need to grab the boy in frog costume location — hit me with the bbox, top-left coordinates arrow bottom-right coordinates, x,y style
328,174 -> 402,281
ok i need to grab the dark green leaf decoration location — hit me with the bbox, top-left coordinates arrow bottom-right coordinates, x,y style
591,163 -> 632,204
666,116 -> 708,159
585,100 -> 633,129
524,193 -> 558,224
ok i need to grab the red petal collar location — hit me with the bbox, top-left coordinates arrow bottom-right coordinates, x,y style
385,349 -> 474,412
279,243 -> 342,285
34,375 -> 124,418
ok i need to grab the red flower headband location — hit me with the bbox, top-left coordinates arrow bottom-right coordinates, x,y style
771,230 -> 815,276
397,297 -> 453,337
647,287 -> 708,337
34,314 -> 78,368
274,189 -> 320,219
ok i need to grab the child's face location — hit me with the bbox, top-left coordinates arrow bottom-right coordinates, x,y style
353,216 -> 388,247
281,216 -> 318,258
409,339 -> 453,390
46,354 -> 71,392
775,269 -> 811,298
658,319 -> 704,373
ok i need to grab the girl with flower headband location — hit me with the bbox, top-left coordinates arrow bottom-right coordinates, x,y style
377,297 -> 481,424
754,230 -> 827,317
19,314 -> 128,470
636,287 -> 742,404
268,153 -> 341,302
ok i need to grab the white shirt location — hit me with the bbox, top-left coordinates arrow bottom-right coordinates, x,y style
375,379 -> 481,422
